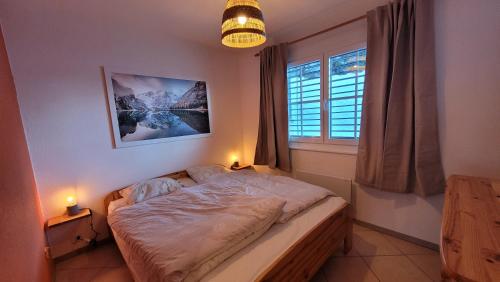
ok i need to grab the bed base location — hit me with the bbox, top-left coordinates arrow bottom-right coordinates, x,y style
257,204 -> 352,282
103,170 -> 353,282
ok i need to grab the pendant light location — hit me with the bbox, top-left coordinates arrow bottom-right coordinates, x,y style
221,0 -> 266,48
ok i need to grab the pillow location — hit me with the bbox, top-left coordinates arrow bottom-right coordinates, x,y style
176,177 -> 198,188
120,177 -> 181,204
119,186 -> 133,199
186,164 -> 230,184
118,176 -> 176,198
108,198 -> 128,215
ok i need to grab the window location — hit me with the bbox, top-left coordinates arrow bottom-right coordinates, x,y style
328,48 -> 366,140
287,60 -> 322,140
287,47 -> 366,146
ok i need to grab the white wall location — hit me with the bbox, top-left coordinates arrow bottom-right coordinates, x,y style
0,0 -> 243,254
0,24 -> 52,281
435,0 -> 500,178
238,0 -> 500,244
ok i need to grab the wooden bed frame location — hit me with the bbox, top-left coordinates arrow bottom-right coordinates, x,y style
104,170 -> 353,282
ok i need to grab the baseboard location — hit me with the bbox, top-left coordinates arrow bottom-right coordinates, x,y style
53,237 -> 114,263
354,219 -> 440,251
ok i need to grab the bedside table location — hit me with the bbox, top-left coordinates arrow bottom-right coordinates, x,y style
45,208 -> 99,259
230,164 -> 254,171
46,208 -> 91,229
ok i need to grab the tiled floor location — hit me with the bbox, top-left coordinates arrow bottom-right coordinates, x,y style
55,224 -> 441,282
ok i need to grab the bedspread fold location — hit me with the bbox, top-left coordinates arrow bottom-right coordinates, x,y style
108,183 -> 285,282
206,170 -> 333,223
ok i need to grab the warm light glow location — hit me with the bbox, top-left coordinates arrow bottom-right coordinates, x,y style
221,0 -> 266,48
231,154 -> 239,163
66,196 -> 77,206
237,16 -> 248,25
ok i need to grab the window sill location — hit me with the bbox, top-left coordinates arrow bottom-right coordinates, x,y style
289,142 -> 358,155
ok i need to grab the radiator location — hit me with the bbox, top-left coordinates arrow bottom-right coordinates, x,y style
294,170 -> 352,203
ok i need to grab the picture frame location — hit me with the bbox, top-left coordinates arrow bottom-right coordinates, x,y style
104,68 -> 213,148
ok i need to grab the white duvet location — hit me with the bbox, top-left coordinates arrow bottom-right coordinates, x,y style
108,171 -> 334,282
108,183 -> 285,282
206,170 -> 334,223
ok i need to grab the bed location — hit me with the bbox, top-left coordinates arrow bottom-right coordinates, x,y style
104,169 -> 352,282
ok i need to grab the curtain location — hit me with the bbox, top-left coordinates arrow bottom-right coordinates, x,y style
355,0 -> 445,196
254,43 -> 291,171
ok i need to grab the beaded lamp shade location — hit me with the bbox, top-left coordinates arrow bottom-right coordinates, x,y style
221,0 -> 266,48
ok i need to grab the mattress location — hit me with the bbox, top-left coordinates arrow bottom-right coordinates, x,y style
111,196 -> 347,282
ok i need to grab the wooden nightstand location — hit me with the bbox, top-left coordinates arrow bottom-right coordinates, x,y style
46,208 -> 91,229
45,208 -> 99,259
230,164 -> 254,171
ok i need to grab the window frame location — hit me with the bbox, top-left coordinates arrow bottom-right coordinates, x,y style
287,55 -> 324,144
287,43 -> 366,147
324,42 -> 366,146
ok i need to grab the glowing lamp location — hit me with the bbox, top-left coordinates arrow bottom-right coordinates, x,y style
221,0 -> 266,48
237,16 -> 248,25
66,195 -> 80,216
66,196 -> 76,206
230,154 -> 239,169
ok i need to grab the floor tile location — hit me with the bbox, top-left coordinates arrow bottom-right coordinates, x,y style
54,232 -> 440,282
353,231 -> 402,256
56,244 -> 125,270
407,254 -> 442,281
363,255 -> 431,282
323,256 -> 379,282
310,269 -> 328,282
383,235 -> 436,255
353,223 -> 373,233
92,266 -> 134,282
333,243 -> 360,257
56,268 -> 103,282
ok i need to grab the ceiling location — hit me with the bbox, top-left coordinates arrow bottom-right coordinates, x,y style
45,0 -> 384,50
152,0 -> 358,48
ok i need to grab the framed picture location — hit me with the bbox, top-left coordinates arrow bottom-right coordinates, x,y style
104,69 -> 212,148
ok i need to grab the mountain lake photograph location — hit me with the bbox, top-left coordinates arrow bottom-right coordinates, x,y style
106,72 -> 211,146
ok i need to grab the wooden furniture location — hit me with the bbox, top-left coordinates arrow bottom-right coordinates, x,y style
46,208 -> 91,228
441,175 -> 500,282
104,169 -> 352,281
258,203 -> 351,281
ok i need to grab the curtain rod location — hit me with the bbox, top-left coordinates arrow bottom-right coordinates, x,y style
254,14 -> 367,57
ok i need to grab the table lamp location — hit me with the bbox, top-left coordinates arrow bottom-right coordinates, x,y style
230,154 -> 239,169
66,196 -> 80,216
